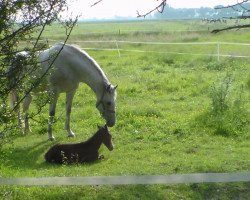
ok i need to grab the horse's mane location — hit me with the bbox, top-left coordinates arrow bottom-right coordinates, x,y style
54,43 -> 109,85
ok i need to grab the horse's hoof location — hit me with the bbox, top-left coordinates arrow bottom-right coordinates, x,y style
98,155 -> 104,160
68,132 -> 75,138
24,127 -> 31,133
48,136 -> 55,141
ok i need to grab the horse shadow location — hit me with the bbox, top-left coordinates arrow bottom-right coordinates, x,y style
2,135 -> 107,171
1,139 -> 49,170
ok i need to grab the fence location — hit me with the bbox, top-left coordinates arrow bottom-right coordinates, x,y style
1,172 -> 250,186
48,39 -> 250,61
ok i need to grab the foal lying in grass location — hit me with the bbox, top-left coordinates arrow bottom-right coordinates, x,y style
44,125 -> 113,164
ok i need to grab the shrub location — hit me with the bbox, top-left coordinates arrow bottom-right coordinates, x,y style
210,75 -> 232,114
198,75 -> 249,136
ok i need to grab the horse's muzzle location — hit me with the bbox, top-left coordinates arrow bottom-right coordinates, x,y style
106,120 -> 116,127
105,115 -> 116,127
108,144 -> 114,151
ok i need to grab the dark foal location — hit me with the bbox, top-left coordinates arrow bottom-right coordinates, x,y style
44,125 -> 113,164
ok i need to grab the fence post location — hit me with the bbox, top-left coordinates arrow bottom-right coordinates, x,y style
115,40 -> 121,58
217,42 -> 220,61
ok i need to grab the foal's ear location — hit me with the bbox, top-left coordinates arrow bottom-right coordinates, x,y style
97,125 -> 102,129
114,85 -> 118,90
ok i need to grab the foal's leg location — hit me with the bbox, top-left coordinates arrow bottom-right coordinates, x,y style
80,152 -> 99,163
48,92 -> 59,141
23,93 -> 32,133
65,90 -> 76,137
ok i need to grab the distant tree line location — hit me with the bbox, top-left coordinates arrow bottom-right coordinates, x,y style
153,3 -> 250,19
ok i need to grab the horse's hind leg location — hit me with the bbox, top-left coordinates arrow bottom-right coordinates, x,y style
48,91 -> 59,141
23,93 -> 32,133
10,90 -> 24,132
65,90 -> 76,137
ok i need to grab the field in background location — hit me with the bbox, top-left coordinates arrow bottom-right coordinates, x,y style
1,20 -> 250,199
43,19 -> 250,42
41,19 -> 250,60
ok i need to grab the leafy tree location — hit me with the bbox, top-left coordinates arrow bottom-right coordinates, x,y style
0,0 -> 77,145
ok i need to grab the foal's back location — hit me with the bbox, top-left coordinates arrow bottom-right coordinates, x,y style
44,142 -> 92,164
44,125 -> 113,164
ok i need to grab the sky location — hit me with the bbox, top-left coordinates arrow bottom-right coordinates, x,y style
68,0 -> 239,19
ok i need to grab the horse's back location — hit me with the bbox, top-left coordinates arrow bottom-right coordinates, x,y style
39,43 -> 82,92
44,141 -> 95,164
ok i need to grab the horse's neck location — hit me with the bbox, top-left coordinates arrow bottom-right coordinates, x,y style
86,130 -> 103,150
79,62 -> 109,101
88,76 -> 107,100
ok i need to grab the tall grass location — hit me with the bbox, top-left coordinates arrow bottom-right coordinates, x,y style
197,74 -> 250,136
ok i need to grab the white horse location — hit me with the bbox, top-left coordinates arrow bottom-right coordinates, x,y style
9,43 -> 117,140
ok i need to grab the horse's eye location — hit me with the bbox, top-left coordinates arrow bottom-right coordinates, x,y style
106,102 -> 111,106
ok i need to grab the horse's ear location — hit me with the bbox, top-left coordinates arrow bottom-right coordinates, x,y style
114,85 -> 118,90
106,84 -> 111,92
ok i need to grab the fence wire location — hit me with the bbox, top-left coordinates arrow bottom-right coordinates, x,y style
0,173 -> 249,186
46,40 -> 250,60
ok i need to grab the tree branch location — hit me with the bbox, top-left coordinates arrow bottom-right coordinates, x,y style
215,0 -> 250,9
137,0 -> 167,18
91,0 -> 103,7
212,0 -> 250,33
211,24 -> 250,33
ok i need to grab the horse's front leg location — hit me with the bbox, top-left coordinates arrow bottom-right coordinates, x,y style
48,91 -> 59,141
65,90 -> 76,137
23,93 -> 32,133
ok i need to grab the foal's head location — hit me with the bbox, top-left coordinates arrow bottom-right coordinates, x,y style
98,124 -> 114,151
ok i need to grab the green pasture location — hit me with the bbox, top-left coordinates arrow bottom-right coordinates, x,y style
1,20 -> 250,199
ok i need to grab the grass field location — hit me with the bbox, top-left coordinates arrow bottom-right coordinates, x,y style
1,20 -> 250,199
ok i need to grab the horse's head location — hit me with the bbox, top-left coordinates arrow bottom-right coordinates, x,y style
96,84 -> 117,127
99,124 -> 114,151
